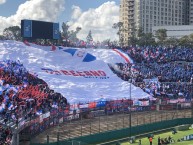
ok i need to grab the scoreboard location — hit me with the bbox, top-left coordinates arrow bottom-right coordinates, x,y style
21,19 -> 60,39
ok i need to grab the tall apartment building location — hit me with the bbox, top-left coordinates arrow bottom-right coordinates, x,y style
120,0 -> 192,46
190,0 -> 193,24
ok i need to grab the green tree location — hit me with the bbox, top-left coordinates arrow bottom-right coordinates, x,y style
68,27 -> 82,42
137,33 -> 156,46
165,37 -> 179,46
179,35 -> 190,47
102,39 -> 110,45
61,22 -> 70,40
86,30 -> 93,43
155,29 -> 167,44
188,33 -> 193,46
0,35 -> 5,40
101,39 -> 119,48
128,35 -> 138,46
3,26 -> 21,41
137,27 -> 144,39
112,22 -> 125,47
136,27 -> 144,46
60,22 -> 81,45
112,40 -> 119,47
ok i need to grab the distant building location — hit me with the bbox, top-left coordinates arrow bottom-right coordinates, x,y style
152,25 -> 193,39
120,0 -> 192,46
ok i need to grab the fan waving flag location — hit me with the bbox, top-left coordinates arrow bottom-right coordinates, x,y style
113,49 -> 133,64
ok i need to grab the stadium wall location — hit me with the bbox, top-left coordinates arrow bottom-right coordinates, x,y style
30,118 -> 193,145
152,25 -> 193,39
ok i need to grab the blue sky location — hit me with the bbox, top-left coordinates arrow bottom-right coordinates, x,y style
0,0 -> 120,23
0,0 -> 26,16
0,0 -> 120,41
62,0 -> 120,21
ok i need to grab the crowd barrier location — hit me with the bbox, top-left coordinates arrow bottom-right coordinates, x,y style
11,100 -> 192,145
16,100 -> 192,134
30,118 -> 193,145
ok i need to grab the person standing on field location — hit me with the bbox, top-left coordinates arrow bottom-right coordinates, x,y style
158,136 -> 161,145
149,136 -> 153,145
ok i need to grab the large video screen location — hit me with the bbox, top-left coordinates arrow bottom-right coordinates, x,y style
21,19 -> 60,39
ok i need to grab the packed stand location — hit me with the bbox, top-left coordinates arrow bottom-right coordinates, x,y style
110,46 -> 193,100
116,62 -> 193,82
0,60 -> 68,132
0,125 -> 12,145
126,46 -> 193,63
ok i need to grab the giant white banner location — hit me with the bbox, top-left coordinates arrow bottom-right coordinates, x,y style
0,41 -> 150,103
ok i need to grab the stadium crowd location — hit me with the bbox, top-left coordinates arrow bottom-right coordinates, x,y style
111,46 -> 193,100
0,60 -> 68,144
0,43 -> 192,144
0,125 -> 12,145
126,46 -> 193,63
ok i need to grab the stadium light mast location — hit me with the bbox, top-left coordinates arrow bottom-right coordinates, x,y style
129,78 -> 132,140
57,102 -> 60,144
191,74 -> 193,118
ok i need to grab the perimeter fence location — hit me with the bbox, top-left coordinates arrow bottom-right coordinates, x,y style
29,105 -> 192,145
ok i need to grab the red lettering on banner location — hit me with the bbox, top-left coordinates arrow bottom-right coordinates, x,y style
83,71 -> 93,76
90,71 -> 100,76
49,71 -> 54,74
42,68 -> 109,78
76,71 -> 85,76
98,70 -> 106,76
53,70 -> 62,75
61,70 -> 71,75
69,70 -> 79,76
44,70 -> 50,73
43,69 -> 52,74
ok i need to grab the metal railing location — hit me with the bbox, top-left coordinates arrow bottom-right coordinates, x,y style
30,107 -> 192,144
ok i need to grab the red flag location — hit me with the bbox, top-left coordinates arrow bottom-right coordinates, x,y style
23,40 -> 30,46
51,45 -> 56,51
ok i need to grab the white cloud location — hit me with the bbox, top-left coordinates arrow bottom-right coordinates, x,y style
69,1 -> 119,42
0,0 -> 65,34
0,0 -> 6,5
71,5 -> 82,20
